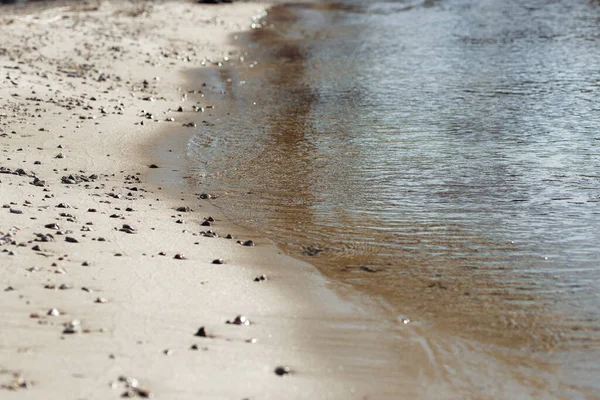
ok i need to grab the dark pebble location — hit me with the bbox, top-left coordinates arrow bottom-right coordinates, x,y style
65,237 -> 79,243
212,258 -> 224,265
274,366 -> 292,376
226,315 -> 250,326
195,327 -> 207,337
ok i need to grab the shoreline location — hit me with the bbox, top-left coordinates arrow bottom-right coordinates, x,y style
1,1 -> 578,398
0,1 -> 415,398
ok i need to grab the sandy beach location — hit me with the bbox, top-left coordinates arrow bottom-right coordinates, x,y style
0,1 -> 348,399
0,1 -> 430,399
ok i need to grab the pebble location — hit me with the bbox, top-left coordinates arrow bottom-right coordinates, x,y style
274,366 -> 292,376
63,320 -> 81,334
212,258 -> 224,265
47,308 -> 60,316
95,297 -> 108,303
65,237 -> 79,243
9,208 -> 23,214
195,327 -> 208,337
120,224 -> 137,234
254,274 -> 267,282
174,253 -> 187,260
226,315 -> 250,326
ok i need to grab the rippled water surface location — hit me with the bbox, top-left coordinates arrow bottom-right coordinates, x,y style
188,0 -> 600,395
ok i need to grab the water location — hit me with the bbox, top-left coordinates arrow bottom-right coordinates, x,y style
188,0 -> 600,395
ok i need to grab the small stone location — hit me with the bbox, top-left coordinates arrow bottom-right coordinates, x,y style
227,315 -> 250,326
65,237 -> 79,243
134,388 -> 152,398
120,224 -> 137,234
148,164 -> 159,169
9,208 -> 23,214
174,253 -> 187,260
45,223 -> 60,230
274,366 -> 292,376
195,327 -> 207,337
163,349 -> 173,356
63,320 -> 81,334
95,297 -> 107,304
254,274 -> 267,282
59,284 -> 70,290
212,258 -> 224,265
48,308 -> 60,316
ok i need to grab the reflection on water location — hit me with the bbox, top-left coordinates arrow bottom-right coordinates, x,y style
188,0 -> 600,395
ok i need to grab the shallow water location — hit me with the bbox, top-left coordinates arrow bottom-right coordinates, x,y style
188,0 -> 600,395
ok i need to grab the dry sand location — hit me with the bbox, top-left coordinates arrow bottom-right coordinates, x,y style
0,1 -> 419,399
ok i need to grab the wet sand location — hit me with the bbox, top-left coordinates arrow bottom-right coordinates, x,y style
0,1 -> 414,398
